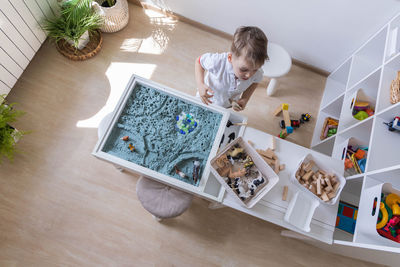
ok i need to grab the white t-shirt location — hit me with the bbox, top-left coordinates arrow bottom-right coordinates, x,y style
199,52 -> 263,108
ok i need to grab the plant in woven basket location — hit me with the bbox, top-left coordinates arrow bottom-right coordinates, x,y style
103,0 -> 116,7
0,95 -> 27,164
43,0 -> 103,50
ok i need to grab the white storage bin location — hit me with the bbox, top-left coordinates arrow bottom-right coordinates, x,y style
290,153 -> 346,205
210,137 -> 279,208
355,178 -> 400,248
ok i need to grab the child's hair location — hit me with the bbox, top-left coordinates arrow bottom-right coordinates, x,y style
231,26 -> 269,67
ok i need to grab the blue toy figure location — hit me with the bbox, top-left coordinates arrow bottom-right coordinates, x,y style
176,112 -> 198,135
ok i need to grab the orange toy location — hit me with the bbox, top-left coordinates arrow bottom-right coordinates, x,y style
354,149 -> 366,160
344,158 -> 354,169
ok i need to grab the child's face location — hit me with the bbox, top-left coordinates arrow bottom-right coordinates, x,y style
228,53 -> 262,81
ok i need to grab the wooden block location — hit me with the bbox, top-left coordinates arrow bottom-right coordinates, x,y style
328,191 -> 336,199
312,174 -> 317,181
319,170 -> 327,176
317,178 -> 322,195
296,174 -> 301,181
282,103 -> 289,110
310,183 -> 317,195
325,177 -> 333,188
321,191 -> 329,202
273,105 -> 283,116
271,136 -> 276,151
283,109 -> 291,127
299,168 -> 306,177
257,148 -> 274,159
320,178 -> 326,186
333,182 -> 340,192
260,155 -> 275,165
302,170 -> 313,181
279,164 -> 285,171
282,186 -> 288,201
274,159 -> 280,174
247,140 -> 255,147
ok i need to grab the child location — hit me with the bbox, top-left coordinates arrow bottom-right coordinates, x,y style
195,26 -> 269,111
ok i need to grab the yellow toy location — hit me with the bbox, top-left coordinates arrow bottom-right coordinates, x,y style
386,193 -> 400,215
377,202 -> 389,229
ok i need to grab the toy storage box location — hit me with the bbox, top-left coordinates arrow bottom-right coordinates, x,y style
355,179 -> 400,248
290,153 -> 346,205
210,137 -> 279,208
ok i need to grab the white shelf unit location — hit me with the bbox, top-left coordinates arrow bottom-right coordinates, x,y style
312,12 -> 400,259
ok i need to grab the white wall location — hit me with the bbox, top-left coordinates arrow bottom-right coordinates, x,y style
145,0 -> 400,72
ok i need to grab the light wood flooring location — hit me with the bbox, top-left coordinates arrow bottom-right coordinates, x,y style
1,4 -> 381,267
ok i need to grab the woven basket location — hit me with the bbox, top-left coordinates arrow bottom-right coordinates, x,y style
93,0 -> 129,33
390,71 -> 400,104
56,30 -> 103,61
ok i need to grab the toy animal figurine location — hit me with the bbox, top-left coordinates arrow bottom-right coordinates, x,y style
229,147 -> 243,158
121,136 -> 129,141
228,132 -> 236,143
174,165 -> 188,179
243,155 -> 254,168
228,168 -> 246,179
128,143 -> 135,152
193,160 -> 200,183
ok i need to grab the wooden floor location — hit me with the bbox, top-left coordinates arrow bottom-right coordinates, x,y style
1,4 -> 381,267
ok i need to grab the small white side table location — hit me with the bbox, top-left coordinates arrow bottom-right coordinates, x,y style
262,42 -> 292,96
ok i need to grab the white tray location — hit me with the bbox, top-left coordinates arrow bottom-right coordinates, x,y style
290,153 -> 346,205
210,137 -> 279,208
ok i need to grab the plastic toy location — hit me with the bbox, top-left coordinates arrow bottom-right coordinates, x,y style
193,160 -> 200,183
377,202 -> 389,229
353,110 -> 369,121
320,117 -> 339,140
344,158 -> 353,170
376,193 -> 400,243
300,113 -> 311,123
228,132 -> 236,143
353,101 -> 370,111
175,112 -> 198,135
383,117 -> 400,132
174,165 -> 188,179
336,201 -> 357,234
128,143 -> 135,152
121,136 -> 129,141
279,119 -> 300,129
354,149 -> 366,160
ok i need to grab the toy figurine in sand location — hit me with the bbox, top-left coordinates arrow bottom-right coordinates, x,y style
216,144 -> 267,202
175,112 -> 198,135
174,165 -> 188,179
128,143 -> 135,152
193,160 -> 201,183
121,136 -> 129,141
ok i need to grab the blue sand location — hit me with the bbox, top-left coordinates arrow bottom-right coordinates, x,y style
102,83 -> 223,186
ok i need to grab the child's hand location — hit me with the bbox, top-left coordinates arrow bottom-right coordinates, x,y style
199,84 -> 214,105
232,99 -> 247,111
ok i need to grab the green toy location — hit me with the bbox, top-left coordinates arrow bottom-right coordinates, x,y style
353,111 -> 369,121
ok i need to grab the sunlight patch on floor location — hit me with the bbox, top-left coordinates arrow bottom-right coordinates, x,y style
76,62 -> 156,128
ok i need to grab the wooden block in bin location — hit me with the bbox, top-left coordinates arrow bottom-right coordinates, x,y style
279,164 -> 285,171
282,186 -> 288,201
302,170 -> 313,181
328,191 -> 336,199
321,191 -> 329,202
274,159 -> 280,174
317,178 -> 321,195
256,148 -> 274,159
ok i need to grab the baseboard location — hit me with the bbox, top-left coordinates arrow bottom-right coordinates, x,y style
128,0 -> 329,77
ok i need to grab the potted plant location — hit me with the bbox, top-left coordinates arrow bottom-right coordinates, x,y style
43,0 -> 103,50
0,95 -> 26,164
92,0 -> 129,33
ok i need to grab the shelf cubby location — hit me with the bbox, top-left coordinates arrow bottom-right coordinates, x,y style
339,69 -> 381,132
348,27 -> 387,89
367,104 -> 400,172
311,111 -> 339,147
321,94 -> 344,119
377,53 -> 400,113
334,176 -> 364,242
321,59 -> 351,108
311,136 -> 335,156
385,13 -> 400,62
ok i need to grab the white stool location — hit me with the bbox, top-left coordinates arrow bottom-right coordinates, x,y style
262,43 -> 292,96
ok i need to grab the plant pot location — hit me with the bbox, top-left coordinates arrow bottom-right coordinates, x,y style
65,30 -> 90,50
92,0 -> 129,33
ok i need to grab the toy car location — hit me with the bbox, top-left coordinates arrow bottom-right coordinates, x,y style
384,117 -> 400,132
280,119 -> 300,129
